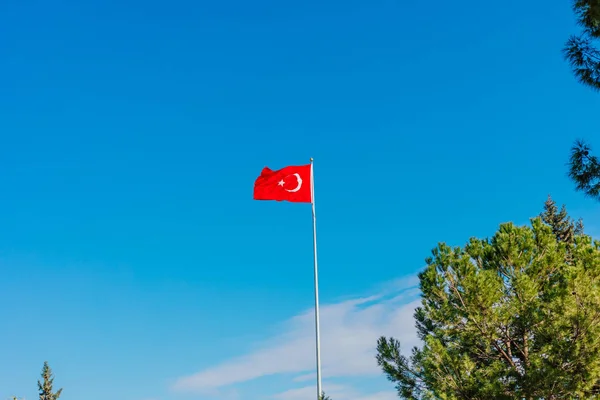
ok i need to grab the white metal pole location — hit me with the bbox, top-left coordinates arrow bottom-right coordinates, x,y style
310,158 -> 323,400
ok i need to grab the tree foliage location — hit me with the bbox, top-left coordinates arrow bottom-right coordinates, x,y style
564,0 -> 600,90
540,195 -> 583,244
376,209 -> 600,399
564,3 -> 600,201
38,362 -> 62,400
569,140 -> 600,201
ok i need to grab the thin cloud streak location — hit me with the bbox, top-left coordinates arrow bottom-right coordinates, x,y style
172,278 -> 421,393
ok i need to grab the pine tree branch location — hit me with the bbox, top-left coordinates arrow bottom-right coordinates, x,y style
445,271 -> 520,373
568,140 -> 600,201
573,0 -> 600,38
564,35 -> 600,91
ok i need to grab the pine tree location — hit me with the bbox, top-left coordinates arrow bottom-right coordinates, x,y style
564,1 -> 600,91
569,140 -> 600,202
376,217 -> 600,399
540,195 -> 583,243
38,362 -> 62,400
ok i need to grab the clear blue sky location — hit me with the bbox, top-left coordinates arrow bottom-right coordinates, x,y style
1,0 -> 599,399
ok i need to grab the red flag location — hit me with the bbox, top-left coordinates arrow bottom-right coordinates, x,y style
253,164 -> 312,203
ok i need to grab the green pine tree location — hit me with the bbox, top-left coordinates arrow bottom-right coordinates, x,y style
319,392 -> 331,400
569,140 -> 600,201
38,362 -> 62,400
564,0 -> 600,90
376,216 -> 600,399
540,195 -> 583,243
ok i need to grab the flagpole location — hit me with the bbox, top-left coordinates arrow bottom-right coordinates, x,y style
310,158 -> 323,400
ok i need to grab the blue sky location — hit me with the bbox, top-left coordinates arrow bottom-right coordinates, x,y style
1,0 -> 599,399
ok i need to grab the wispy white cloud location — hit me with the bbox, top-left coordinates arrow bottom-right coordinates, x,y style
172,276 -> 421,398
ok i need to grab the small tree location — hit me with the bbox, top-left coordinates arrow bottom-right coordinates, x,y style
569,140 -> 600,202
376,214 -> 600,399
540,195 -> 583,242
38,362 -> 62,400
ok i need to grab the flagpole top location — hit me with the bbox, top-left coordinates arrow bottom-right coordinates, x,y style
310,157 -> 314,162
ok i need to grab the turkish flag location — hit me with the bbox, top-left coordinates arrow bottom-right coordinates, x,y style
253,164 -> 312,203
